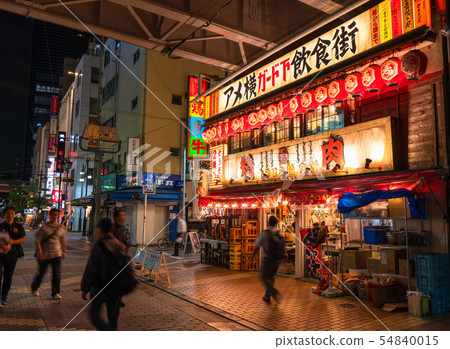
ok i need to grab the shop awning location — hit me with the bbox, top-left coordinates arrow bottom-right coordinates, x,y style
70,196 -> 95,207
101,188 -> 183,203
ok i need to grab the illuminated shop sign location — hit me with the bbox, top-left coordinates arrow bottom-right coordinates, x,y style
202,0 -> 430,118
210,117 -> 393,188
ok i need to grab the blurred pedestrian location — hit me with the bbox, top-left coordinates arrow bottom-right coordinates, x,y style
253,215 -> 285,303
173,214 -> 187,257
31,208 -> 67,300
81,218 -> 130,331
68,211 -> 74,232
0,207 -> 26,306
113,209 -> 128,249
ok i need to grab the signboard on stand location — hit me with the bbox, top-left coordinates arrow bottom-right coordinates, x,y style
143,250 -> 170,285
183,232 -> 201,256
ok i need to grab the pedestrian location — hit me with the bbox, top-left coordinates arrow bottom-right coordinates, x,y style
68,211 -> 74,232
113,209 -> 128,249
173,214 -> 187,257
31,208 -> 67,300
62,212 -> 68,228
0,207 -> 26,306
81,218 -> 129,331
253,215 -> 285,303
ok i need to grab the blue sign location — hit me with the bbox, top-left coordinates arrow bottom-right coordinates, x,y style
118,173 -> 182,190
189,116 -> 204,138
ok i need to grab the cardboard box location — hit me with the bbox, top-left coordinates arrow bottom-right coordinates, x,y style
398,259 -> 414,276
380,248 -> 407,274
388,198 -> 411,218
343,249 -> 373,269
367,257 -> 381,272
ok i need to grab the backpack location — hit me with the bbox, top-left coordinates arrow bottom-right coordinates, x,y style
98,241 -> 137,297
266,230 -> 285,261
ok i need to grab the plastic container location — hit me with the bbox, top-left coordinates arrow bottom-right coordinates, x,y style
363,226 -> 389,244
416,274 -> 450,294
430,296 -> 450,315
415,253 -> 450,277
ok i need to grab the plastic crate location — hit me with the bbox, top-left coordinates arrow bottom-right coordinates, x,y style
363,226 -> 388,244
242,239 -> 257,254
416,274 -> 450,294
229,228 -> 242,244
229,260 -> 241,270
415,253 -> 450,277
229,252 -> 242,263
243,226 -> 259,238
242,220 -> 258,229
229,244 -> 242,254
242,254 -> 259,271
430,296 -> 450,315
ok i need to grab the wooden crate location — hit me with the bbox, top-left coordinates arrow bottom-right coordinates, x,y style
242,254 -> 259,271
229,228 -> 242,244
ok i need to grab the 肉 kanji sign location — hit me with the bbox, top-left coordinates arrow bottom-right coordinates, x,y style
205,0 -> 430,116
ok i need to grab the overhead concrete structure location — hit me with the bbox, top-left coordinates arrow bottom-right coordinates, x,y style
0,0 -> 354,71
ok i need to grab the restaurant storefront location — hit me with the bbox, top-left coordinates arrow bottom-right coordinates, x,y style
188,0 -> 449,310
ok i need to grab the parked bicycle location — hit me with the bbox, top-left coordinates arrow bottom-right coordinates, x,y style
157,232 -> 175,249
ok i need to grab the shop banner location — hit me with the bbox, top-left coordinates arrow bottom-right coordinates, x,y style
201,0 -> 431,118
187,76 -> 209,158
127,137 -> 140,172
118,173 -> 182,190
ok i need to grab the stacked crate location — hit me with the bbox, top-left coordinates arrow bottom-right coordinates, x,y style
242,220 -> 259,271
228,228 -> 243,270
415,253 -> 450,314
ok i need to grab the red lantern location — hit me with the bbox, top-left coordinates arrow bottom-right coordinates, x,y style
381,57 -> 406,87
215,124 -> 223,139
202,130 -> 211,144
247,112 -> 259,129
226,120 -> 235,137
362,65 -> 384,93
231,117 -> 244,134
301,91 -> 318,111
289,95 -> 306,115
267,104 -> 278,123
402,50 -> 428,81
277,99 -> 292,121
345,73 -> 366,98
328,79 -> 347,102
315,85 -> 331,106
258,108 -> 270,125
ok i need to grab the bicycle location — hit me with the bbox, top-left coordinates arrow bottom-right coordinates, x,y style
157,232 -> 175,249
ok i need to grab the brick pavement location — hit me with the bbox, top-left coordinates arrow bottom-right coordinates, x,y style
0,231 -> 249,331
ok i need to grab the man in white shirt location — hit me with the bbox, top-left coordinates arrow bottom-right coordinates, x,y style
173,214 -> 187,256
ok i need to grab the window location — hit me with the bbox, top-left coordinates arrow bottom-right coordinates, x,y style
252,129 -> 261,148
170,148 -> 180,157
131,97 -> 138,111
75,100 -> 80,117
133,50 -> 140,64
104,45 -> 111,67
102,77 -> 116,104
276,119 -> 290,143
172,94 -> 182,105
241,131 -> 251,151
305,110 -> 321,136
34,107 -> 50,115
91,67 -> 99,83
229,135 -> 240,154
263,123 -> 276,146
103,116 -> 116,128
305,104 -> 344,136
89,98 -> 98,115
34,95 -> 51,105
76,71 -> 82,87
73,134 -> 78,151
292,115 -> 302,139
35,84 -> 59,94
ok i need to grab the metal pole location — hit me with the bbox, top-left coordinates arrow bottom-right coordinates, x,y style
37,174 -> 42,223
93,152 -> 103,239
143,193 -> 147,246
404,197 -> 411,290
57,172 -> 62,212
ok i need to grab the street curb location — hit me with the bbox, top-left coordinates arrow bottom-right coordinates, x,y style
138,278 -> 269,331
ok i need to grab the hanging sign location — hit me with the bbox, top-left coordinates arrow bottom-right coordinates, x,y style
188,76 -> 209,158
210,145 -> 224,186
200,0 -> 431,117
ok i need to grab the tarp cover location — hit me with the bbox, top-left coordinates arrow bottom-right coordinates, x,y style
337,189 -> 426,219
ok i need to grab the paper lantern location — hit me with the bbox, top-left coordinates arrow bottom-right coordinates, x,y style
231,117 -> 244,133
258,108 -> 270,125
226,120 -> 235,137
278,99 -> 292,120
216,124 -> 224,139
247,112 -> 259,129
301,91 -> 318,111
402,50 -> 428,81
202,130 -> 211,144
362,65 -> 384,93
381,57 -> 406,87
267,104 -> 278,123
345,73 -> 366,98
328,79 -> 347,102
315,85 -> 331,106
289,95 -> 306,115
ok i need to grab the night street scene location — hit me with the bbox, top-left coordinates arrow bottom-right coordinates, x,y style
1,0 -> 450,343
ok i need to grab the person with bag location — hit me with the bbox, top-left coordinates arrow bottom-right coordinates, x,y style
31,208 -> 67,300
253,215 -> 285,303
0,206 -> 26,306
81,218 -> 137,331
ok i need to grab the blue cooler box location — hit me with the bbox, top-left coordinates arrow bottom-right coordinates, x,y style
363,226 -> 389,244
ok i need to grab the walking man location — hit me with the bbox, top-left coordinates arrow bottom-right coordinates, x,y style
0,207 -> 26,306
81,218 -> 128,331
68,211 -> 74,232
173,214 -> 187,257
253,215 -> 285,303
31,208 -> 67,300
113,209 -> 128,249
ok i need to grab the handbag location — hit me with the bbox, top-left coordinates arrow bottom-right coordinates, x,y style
17,244 -> 25,258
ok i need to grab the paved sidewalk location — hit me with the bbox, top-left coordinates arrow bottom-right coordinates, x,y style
0,231 -> 249,331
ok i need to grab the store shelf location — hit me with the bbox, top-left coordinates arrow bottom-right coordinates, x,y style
346,268 -> 410,279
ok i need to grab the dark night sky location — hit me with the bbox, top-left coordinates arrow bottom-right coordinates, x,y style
0,11 -> 33,178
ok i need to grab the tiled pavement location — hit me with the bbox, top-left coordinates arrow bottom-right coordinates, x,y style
2,231 -> 450,331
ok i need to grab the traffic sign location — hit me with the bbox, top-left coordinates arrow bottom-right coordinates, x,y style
142,184 -> 156,195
